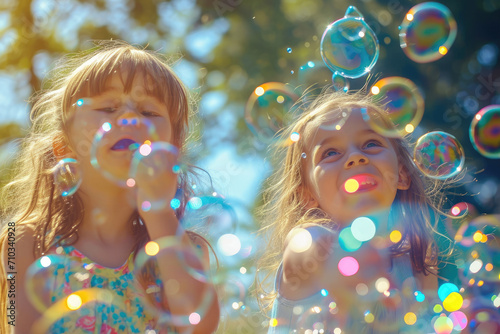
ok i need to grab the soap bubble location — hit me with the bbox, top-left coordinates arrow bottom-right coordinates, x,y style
320,6 -> 379,78
469,105 -> 500,159
129,141 -> 181,211
133,236 -> 216,328
399,2 -> 457,63
332,72 -> 349,92
53,158 -> 82,196
368,77 -> 424,137
454,215 -> 500,284
90,118 -> 160,187
245,82 -> 299,143
413,131 -> 465,179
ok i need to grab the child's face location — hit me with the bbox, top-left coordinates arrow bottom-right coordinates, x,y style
302,108 -> 408,225
66,72 -> 173,185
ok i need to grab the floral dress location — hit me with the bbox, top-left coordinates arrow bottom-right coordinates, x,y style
34,236 -> 175,334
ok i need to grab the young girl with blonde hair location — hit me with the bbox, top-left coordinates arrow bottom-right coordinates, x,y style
1,41 -> 219,333
257,89 -> 457,333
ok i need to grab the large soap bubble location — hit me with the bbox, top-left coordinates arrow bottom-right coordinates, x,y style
320,6 -> 379,79
469,105 -> 500,159
399,2 -> 457,63
245,82 -> 299,143
413,131 -> 465,179
369,77 -> 424,137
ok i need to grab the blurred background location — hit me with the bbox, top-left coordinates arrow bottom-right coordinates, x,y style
1,0 -> 499,332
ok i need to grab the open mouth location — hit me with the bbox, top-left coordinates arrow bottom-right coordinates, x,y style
111,138 -> 137,151
344,174 -> 378,194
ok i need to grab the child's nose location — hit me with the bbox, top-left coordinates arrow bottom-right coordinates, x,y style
344,152 -> 369,168
116,110 -> 140,127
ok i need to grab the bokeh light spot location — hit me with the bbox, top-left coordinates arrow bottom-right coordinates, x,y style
145,241 -> 160,256
338,256 -> 359,276
67,294 -> 82,310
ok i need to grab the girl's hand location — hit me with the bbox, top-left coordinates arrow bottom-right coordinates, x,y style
132,143 -> 179,212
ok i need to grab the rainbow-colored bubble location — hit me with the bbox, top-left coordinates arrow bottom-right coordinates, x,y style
53,158 -> 82,197
320,6 -> 379,78
369,77 -> 424,137
469,105 -> 500,159
413,131 -> 465,179
399,2 -> 457,63
245,82 -> 299,143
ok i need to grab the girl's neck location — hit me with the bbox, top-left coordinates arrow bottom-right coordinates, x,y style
76,183 -> 137,246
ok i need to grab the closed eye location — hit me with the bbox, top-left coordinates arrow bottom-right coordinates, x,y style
141,110 -> 161,117
96,107 -> 117,113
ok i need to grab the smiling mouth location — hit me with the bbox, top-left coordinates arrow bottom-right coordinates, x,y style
344,174 -> 378,193
111,138 -> 138,151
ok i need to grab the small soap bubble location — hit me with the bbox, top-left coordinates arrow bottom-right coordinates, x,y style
332,72 -> 349,93
91,118 -> 161,187
301,152 -> 307,159
53,158 -> 82,197
245,82 -> 299,143
320,6 -> 379,78
469,105 -> 500,159
413,131 -> 465,179
368,77 -> 424,137
399,2 -> 457,63
287,47 -> 292,53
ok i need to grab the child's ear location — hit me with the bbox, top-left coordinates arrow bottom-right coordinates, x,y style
52,136 -> 76,159
299,185 -> 319,210
397,165 -> 411,190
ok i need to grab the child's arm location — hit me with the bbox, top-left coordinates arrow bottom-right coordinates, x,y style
1,224 -> 42,334
133,150 -> 219,332
140,207 -> 220,333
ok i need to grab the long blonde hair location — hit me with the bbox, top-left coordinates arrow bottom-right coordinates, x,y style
255,88 -> 453,311
0,40 -> 205,331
